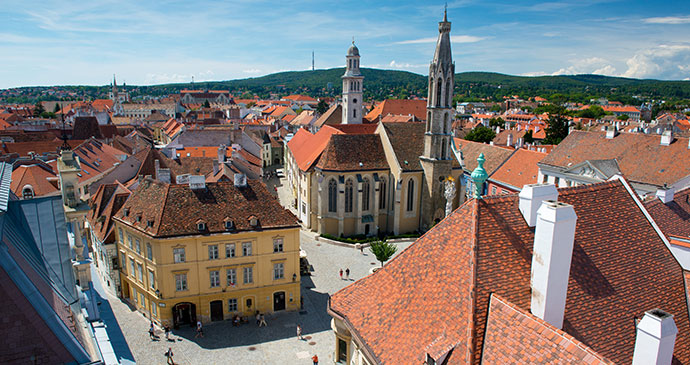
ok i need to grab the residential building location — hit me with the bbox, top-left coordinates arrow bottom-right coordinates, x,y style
113,177 -> 301,326
538,130 -> 690,196
180,90 -> 234,105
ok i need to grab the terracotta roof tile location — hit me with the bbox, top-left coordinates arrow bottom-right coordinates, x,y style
540,130 -> 690,187
454,138 -> 515,174
366,99 -> 427,122
381,122 -> 426,171
315,134 -> 388,171
489,148 -> 546,190
644,186 -> 690,239
330,180 -> 690,364
287,126 -> 342,172
114,180 -> 298,237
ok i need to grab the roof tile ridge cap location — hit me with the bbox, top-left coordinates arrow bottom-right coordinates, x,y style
469,198 -> 481,363
155,183 -> 171,236
558,179 -> 618,196
488,293 -> 613,364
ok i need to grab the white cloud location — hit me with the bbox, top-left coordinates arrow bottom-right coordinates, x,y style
395,35 -> 484,45
622,44 -> 690,79
643,16 -> 690,24
242,69 -> 262,74
550,57 -> 617,76
387,60 -> 426,69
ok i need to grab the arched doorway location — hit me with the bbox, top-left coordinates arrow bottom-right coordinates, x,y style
173,302 -> 197,329
210,300 -> 223,321
273,291 -> 286,311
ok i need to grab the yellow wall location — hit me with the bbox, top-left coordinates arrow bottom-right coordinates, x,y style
116,221 -> 301,326
398,172 -> 423,234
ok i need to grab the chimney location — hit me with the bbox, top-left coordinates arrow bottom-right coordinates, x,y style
212,159 -> 219,175
661,130 -> 673,146
234,173 -> 247,188
218,144 -> 226,163
606,126 -> 618,139
506,133 -> 514,147
632,309 -> 678,365
519,183 -> 558,227
656,185 -> 675,204
530,200 -> 577,329
188,175 -> 205,190
517,137 -> 524,148
154,159 -> 160,180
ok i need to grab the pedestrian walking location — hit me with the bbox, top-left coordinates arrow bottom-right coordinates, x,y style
195,320 -> 204,338
339,268 -> 343,280
312,354 -> 319,365
149,322 -> 155,339
297,324 -> 303,340
164,325 -> 171,340
259,314 -> 267,327
256,311 -> 261,326
345,268 -> 350,280
360,245 -> 364,254
165,347 -> 175,365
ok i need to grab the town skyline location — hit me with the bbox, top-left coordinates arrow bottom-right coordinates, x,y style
1,0 -> 690,89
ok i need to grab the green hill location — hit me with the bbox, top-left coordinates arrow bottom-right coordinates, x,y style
2,69 -> 690,104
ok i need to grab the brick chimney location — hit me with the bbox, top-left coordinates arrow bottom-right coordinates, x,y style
632,309 -> 678,365
530,200 -> 577,329
519,183 -> 558,227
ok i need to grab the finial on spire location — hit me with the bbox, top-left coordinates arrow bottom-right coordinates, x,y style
352,36 -> 355,45
471,153 -> 488,199
444,3 -> 448,22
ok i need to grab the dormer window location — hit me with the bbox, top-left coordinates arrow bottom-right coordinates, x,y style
224,219 -> 234,231
147,220 -> 154,228
197,221 -> 206,231
249,216 -> 259,228
123,208 -> 130,217
136,215 -> 142,223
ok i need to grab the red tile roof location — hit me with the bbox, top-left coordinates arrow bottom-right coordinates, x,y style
644,186 -> 690,239
329,123 -> 378,135
454,138 -> 515,174
287,126 -> 342,172
540,130 -> 690,187
365,99 -> 427,122
87,182 -> 131,243
482,294 -> 613,364
315,134 -> 388,172
330,180 -> 690,364
10,163 -> 59,197
114,180 -> 298,237
489,148 -> 546,190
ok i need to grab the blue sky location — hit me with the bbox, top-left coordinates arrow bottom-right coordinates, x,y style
1,0 -> 689,89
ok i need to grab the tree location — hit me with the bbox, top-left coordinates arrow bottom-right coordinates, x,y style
542,114 -> 570,145
369,239 -> 397,267
616,114 -> 629,121
33,101 -> 45,117
53,103 -> 61,113
489,117 -> 505,128
464,125 -> 496,144
523,129 -> 534,144
316,99 -> 329,114
202,100 -> 211,108
246,101 -> 256,108
489,104 -> 502,113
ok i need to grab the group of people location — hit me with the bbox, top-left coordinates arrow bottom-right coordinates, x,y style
339,268 -> 351,280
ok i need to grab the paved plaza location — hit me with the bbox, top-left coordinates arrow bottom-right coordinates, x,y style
101,175 -> 413,364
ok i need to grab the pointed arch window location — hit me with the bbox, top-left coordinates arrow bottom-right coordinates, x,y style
436,78 -> 443,107
427,112 -> 432,132
441,139 -> 447,160
328,179 -> 337,212
379,179 -> 386,210
362,178 -> 371,211
345,179 -> 354,213
406,179 -> 415,212
443,113 -> 448,134
445,79 -> 452,108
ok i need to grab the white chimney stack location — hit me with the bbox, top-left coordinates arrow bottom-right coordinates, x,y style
530,200 -> 577,329
656,186 -> 675,204
234,173 -> 247,188
661,130 -> 673,146
606,126 -> 618,139
632,309 -> 678,365
507,133 -> 514,147
519,183 -> 559,227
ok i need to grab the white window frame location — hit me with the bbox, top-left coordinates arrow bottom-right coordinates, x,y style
273,263 -> 284,280
273,238 -> 283,253
226,268 -> 236,286
228,298 -> 237,312
242,242 -> 252,256
148,270 -> 155,289
210,270 -> 220,288
226,243 -> 235,258
173,247 -> 185,263
175,273 -> 188,291
243,266 -> 253,284
208,244 -> 219,260
146,242 -> 153,261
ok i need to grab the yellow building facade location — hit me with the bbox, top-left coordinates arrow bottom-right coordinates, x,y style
113,178 -> 301,327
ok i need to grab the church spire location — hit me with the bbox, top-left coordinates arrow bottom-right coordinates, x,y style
434,8 -> 452,66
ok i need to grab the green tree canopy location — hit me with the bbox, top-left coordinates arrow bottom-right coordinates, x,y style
464,125 -> 496,144
616,114 -> 629,121
316,99 -> 329,114
543,114 -> 570,145
202,100 -> 211,108
53,103 -> 61,113
489,117 -> 505,128
369,239 -> 397,267
523,129 -> 534,144
33,101 -> 45,117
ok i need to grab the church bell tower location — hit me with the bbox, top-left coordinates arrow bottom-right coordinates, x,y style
419,9 -> 455,229
342,41 -> 363,124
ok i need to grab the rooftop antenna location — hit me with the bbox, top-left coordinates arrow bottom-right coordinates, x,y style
312,51 -> 315,71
